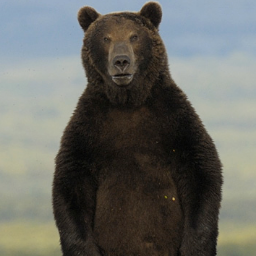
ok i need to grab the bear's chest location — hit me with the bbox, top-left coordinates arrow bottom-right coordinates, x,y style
94,105 -> 174,181
98,106 -> 163,153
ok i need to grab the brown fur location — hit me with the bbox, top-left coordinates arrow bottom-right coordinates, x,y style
53,2 -> 222,256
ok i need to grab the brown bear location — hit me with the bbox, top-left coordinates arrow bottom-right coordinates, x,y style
52,2 -> 223,256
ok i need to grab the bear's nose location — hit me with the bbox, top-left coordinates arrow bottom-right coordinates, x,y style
113,55 -> 130,72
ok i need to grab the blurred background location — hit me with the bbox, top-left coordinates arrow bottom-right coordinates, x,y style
0,0 -> 255,255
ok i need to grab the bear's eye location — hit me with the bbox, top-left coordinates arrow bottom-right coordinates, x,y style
103,37 -> 110,42
130,35 -> 138,42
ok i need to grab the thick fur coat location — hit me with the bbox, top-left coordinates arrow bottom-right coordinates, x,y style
53,2 -> 222,256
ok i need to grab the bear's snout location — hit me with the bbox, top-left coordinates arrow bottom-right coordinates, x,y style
113,55 -> 130,73
108,41 -> 136,86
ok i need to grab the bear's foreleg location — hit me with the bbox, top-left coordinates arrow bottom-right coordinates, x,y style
53,138 -> 101,256
173,126 -> 222,256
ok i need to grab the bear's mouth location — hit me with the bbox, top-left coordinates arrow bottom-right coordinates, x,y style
112,74 -> 134,86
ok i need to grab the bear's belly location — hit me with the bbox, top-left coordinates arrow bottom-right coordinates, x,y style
93,155 -> 184,256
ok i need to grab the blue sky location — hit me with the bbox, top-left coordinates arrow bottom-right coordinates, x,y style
1,0 -> 256,59
1,0 -> 256,201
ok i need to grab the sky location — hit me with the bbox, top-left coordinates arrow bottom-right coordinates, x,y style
1,0 -> 256,59
0,0 -> 256,209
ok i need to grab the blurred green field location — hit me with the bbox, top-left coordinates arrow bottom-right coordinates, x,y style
1,220 -> 255,256
218,222 -> 256,255
0,221 -> 61,256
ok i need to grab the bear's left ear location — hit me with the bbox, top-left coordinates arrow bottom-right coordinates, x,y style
78,6 -> 101,32
140,2 -> 162,28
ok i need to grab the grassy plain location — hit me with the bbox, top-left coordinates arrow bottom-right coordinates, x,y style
0,220 -> 255,256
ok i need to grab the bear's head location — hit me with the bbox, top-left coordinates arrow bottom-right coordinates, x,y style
78,2 -> 168,106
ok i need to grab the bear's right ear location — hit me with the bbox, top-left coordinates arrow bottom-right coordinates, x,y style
78,6 -> 100,32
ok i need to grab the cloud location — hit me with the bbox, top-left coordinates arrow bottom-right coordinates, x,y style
170,52 -> 256,106
1,56 -> 84,97
169,52 -> 256,127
